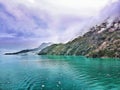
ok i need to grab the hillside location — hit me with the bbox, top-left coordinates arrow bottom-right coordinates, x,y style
38,18 -> 120,58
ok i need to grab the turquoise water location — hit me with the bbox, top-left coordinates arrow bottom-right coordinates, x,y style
0,55 -> 120,90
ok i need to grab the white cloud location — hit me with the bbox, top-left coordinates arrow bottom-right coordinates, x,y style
9,0 -> 110,17
43,0 -> 109,14
0,33 -> 16,38
111,0 -> 119,3
0,0 -> 113,49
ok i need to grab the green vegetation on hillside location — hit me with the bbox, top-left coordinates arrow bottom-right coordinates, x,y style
38,19 -> 120,58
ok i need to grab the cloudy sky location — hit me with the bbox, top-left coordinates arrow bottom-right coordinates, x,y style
0,0 -> 118,50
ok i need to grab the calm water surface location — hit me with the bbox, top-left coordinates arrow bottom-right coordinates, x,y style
0,55 -> 120,90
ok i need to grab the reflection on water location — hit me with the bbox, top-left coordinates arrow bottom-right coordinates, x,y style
0,55 -> 120,90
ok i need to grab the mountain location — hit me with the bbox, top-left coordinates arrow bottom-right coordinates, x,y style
38,18 -> 120,58
38,1 -> 120,58
5,42 -> 52,55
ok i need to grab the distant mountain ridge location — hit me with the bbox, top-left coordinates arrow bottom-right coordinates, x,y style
5,42 -> 52,55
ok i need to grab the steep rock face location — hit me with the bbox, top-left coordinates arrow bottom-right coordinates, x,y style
38,18 -> 120,58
